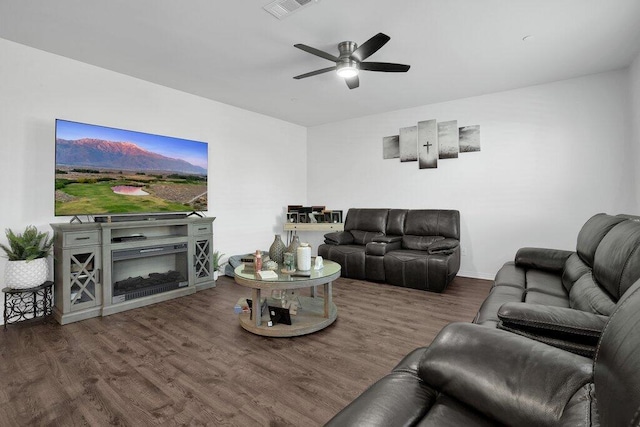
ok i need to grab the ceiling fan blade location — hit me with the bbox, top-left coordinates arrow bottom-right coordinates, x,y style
294,44 -> 339,62
293,66 -> 336,80
360,62 -> 411,72
345,75 -> 359,89
351,33 -> 391,62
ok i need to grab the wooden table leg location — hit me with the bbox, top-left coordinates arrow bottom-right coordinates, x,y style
253,288 -> 261,327
324,281 -> 332,318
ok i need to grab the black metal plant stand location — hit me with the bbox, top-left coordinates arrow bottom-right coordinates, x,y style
3,281 -> 53,329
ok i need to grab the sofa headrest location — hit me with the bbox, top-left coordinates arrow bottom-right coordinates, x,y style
344,208 -> 389,233
386,209 -> 408,235
404,210 -> 460,240
576,213 -> 626,266
593,219 -> 640,300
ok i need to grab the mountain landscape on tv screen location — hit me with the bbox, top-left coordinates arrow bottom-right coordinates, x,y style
56,138 -> 207,175
55,137 -> 208,216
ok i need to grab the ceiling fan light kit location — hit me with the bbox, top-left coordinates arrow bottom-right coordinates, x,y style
293,33 -> 410,89
336,63 -> 359,78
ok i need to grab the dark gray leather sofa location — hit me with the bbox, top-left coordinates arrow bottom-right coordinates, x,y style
318,208 -> 460,292
473,213 -> 640,357
325,277 -> 640,427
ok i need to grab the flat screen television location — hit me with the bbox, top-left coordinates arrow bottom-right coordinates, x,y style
55,119 -> 208,217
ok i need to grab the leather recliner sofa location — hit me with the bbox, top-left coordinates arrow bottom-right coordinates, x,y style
473,213 -> 640,357
325,277 -> 640,426
318,208 -> 460,292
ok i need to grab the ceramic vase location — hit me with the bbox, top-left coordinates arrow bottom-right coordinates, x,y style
287,235 -> 301,264
269,234 -> 286,264
297,243 -> 312,271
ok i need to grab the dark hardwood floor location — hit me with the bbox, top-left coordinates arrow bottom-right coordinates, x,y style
0,275 -> 492,426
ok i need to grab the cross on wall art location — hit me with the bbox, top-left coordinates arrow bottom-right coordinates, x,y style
383,120 -> 480,169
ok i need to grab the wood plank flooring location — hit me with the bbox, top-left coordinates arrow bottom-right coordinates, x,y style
0,275 -> 492,426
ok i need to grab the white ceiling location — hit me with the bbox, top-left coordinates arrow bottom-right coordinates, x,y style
2,0 -> 640,127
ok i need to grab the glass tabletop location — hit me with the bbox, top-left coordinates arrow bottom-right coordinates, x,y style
234,259 -> 340,283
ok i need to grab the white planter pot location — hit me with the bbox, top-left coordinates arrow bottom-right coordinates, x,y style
213,271 -> 220,281
4,258 -> 49,289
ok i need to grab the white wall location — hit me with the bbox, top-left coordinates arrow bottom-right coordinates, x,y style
2,36 -> 638,323
0,39 -> 307,308
308,70 -> 636,279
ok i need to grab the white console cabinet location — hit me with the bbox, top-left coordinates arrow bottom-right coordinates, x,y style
51,217 -> 215,325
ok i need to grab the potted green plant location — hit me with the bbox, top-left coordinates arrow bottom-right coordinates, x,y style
212,251 -> 225,281
0,225 -> 54,289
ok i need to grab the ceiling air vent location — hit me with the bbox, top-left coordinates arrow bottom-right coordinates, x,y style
263,0 -> 315,19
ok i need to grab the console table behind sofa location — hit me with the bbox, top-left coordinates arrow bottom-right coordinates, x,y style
318,209 -> 460,292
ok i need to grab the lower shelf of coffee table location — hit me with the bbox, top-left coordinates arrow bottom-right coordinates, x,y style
238,296 -> 337,337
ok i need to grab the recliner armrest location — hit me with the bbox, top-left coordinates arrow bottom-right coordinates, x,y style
497,302 -> 607,357
427,238 -> 459,254
514,247 -> 573,272
418,322 -> 592,427
372,235 -> 402,244
324,231 -> 354,245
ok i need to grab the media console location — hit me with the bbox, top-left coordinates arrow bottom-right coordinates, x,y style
50,217 -> 215,325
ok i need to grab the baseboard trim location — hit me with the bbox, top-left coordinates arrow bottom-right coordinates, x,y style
457,270 -> 494,281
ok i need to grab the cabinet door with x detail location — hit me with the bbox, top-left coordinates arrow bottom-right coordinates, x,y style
65,246 -> 102,312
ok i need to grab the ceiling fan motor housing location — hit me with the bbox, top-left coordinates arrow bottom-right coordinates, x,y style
337,41 -> 359,74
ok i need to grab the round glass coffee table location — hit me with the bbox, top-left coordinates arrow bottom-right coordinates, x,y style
234,260 -> 341,337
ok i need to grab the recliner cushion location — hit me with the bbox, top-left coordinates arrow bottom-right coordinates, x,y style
576,213 -> 626,267
569,273 -> 616,315
418,394 -> 495,426
493,262 -> 526,290
386,209 -> 408,236
524,291 -> 570,308
404,210 -> 460,240
384,249 -> 457,292
525,270 -> 567,299
562,252 -> 592,292
317,244 -> 366,280
402,235 -> 444,251
344,208 -> 388,233
592,219 -> 640,300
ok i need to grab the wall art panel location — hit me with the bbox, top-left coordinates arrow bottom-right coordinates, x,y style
438,120 -> 459,159
459,125 -> 481,152
418,119 -> 438,169
399,126 -> 418,162
382,135 -> 400,159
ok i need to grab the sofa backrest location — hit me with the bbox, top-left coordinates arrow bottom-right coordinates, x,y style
344,208 -> 388,245
592,219 -> 640,300
568,217 -> 640,314
403,210 -> 460,239
402,210 -> 460,250
343,208 -> 460,248
576,213 -> 626,267
386,209 -> 408,235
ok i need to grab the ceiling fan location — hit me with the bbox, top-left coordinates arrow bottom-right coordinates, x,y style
293,33 -> 410,89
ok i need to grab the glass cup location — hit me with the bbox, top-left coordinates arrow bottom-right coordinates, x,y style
283,252 -> 295,272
